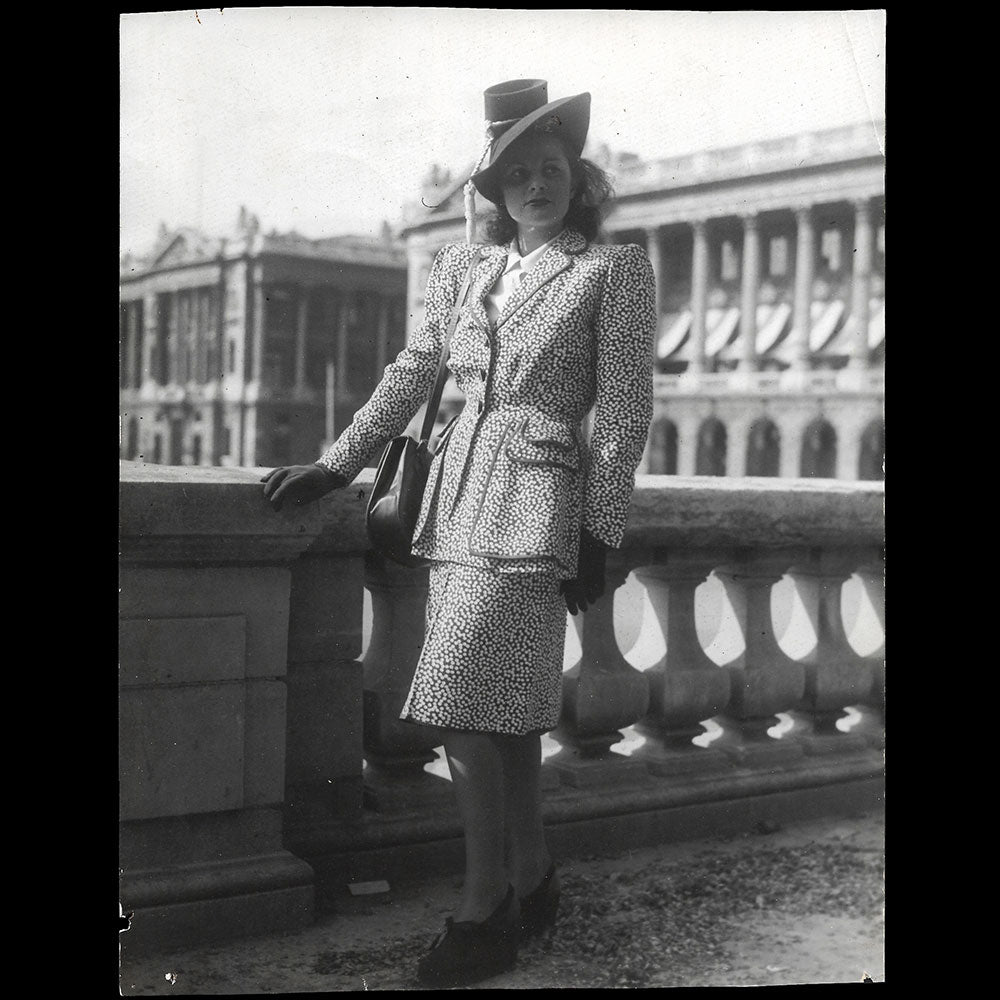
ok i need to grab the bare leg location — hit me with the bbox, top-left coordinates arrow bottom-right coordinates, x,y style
496,732 -> 553,897
443,731 -> 510,922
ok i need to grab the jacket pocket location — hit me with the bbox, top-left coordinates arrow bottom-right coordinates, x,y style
505,415 -> 579,472
468,417 -> 581,567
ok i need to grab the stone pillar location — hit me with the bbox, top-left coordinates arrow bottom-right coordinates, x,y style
360,553 -> 450,810
645,226 -> 664,327
787,550 -> 878,754
835,418 -> 865,481
375,296 -> 390,379
676,413 -> 701,477
849,199 -> 873,370
634,556 -> 732,774
715,555 -> 806,766
739,213 -> 761,372
336,295 -> 351,397
790,206 -> 815,371
688,219 -> 710,374
119,468 -> 321,952
250,268 -> 265,384
142,291 -> 158,387
725,417 -> 751,478
294,285 -> 309,389
168,290 -> 181,384
551,553 -> 650,782
778,417 -> 806,479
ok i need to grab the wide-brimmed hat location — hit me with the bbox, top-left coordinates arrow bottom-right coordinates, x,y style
469,79 -> 591,207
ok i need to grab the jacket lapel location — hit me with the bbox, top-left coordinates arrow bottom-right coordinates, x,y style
495,228 -> 586,331
466,247 -> 507,334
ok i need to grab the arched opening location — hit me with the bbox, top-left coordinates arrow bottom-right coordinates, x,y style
858,418 -> 885,480
800,418 -> 837,478
647,418 -> 678,474
746,418 -> 780,477
696,417 -> 727,476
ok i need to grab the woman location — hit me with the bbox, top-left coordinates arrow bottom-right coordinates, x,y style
263,78 -> 655,987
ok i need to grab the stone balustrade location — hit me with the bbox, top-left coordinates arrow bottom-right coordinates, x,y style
119,462 -> 884,953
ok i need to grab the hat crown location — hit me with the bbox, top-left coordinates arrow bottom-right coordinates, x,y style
483,79 -> 548,124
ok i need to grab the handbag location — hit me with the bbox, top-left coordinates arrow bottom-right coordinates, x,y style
366,250 -> 483,566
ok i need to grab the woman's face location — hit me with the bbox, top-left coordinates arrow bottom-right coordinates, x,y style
499,134 -> 576,248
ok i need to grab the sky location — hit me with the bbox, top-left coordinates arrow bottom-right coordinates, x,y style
119,8 -> 885,256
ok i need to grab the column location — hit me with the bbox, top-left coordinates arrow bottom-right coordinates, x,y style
716,555 -> 806,766
788,550 -> 879,754
336,294 -> 350,397
250,267 -> 265,384
676,413 -> 700,476
688,219 -> 709,374
142,291 -> 157,386
790,206 -> 815,371
375,296 -> 390,378
835,418 -> 864,481
552,553 -> 650,772
168,290 -> 181,384
724,417 -> 750,477
778,418 -> 806,479
634,557 -> 732,774
294,284 -> 309,389
645,226 -> 664,328
739,214 -> 761,372
849,199 -> 873,370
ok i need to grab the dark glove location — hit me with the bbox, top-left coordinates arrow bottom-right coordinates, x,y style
261,463 -> 347,511
560,527 -> 608,615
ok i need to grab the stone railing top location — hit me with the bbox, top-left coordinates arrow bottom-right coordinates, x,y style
121,463 -> 883,560
625,474 -> 883,550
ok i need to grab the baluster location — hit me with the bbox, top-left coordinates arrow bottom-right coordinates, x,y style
715,554 -> 806,766
361,552 -> 449,811
787,548 -> 879,754
549,552 -> 651,785
633,554 -> 732,774
852,553 -> 885,750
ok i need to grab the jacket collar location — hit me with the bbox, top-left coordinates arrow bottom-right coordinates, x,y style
468,228 -> 587,333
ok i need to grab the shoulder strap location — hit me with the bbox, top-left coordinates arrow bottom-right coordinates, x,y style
420,249 -> 483,443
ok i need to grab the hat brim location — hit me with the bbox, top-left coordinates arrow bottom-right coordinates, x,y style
471,92 -> 591,206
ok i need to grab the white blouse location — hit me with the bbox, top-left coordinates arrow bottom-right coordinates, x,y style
484,235 -> 559,324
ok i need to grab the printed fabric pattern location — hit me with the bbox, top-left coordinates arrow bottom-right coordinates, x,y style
317,227 -> 656,576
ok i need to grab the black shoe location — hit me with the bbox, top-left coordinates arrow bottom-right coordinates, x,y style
417,885 -> 520,987
519,863 -> 560,941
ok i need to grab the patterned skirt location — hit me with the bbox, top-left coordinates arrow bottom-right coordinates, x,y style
399,562 -> 567,736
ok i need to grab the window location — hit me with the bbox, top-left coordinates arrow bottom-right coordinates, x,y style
768,236 -> 788,277
720,239 -> 740,282
695,418 -> 727,476
821,228 -> 842,272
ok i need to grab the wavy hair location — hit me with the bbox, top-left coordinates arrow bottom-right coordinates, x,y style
483,148 -> 615,247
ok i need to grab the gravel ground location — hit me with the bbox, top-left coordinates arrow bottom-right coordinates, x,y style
120,810 -> 884,992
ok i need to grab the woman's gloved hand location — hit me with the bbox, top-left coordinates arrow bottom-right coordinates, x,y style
560,527 -> 608,615
261,463 -> 347,511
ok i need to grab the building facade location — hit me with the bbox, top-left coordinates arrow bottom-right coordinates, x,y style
399,122 -> 885,480
120,212 -> 408,469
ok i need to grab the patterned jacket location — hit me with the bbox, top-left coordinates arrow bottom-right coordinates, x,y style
317,227 -> 656,576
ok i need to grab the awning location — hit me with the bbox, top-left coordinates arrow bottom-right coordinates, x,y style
705,306 -> 741,357
656,309 -> 691,360
755,302 -> 792,354
809,299 -> 846,353
817,297 -> 885,356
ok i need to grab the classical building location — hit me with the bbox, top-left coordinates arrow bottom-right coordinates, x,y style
119,211 -> 408,468
399,121 -> 885,480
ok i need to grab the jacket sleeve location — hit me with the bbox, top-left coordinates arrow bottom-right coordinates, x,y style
581,243 -> 656,548
316,243 -> 466,484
